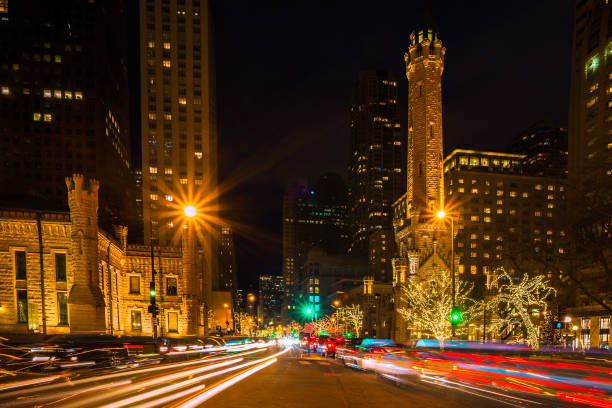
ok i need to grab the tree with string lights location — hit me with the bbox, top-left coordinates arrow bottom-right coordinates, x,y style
486,269 -> 555,350
397,265 -> 480,347
339,304 -> 364,337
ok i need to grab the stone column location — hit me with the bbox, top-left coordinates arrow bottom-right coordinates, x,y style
65,174 -> 106,333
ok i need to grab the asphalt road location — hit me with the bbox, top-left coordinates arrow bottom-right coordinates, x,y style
0,345 -> 601,407
204,349 -> 546,408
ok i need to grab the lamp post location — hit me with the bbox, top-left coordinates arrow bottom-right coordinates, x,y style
223,303 -> 230,334
436,209 -> 456,338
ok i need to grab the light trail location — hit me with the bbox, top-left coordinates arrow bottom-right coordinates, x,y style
0,375 -> 62,391
50,358 -> 244,408
0,347 -> 267,401
175,358 -> 279,408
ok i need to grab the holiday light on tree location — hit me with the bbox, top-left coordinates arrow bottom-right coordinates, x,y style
338,304 -> 363,337
398,265 -> 480,347
487,269 -> 555,350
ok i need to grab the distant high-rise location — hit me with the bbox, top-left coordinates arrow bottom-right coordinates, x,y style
282,173 -> 348,293
217,225 -> 237,293
509,122 -> 568,178
258,275 -> 284,326
139,0 -> 217,246
0,0 -> 137,230
348,70 -> 404,257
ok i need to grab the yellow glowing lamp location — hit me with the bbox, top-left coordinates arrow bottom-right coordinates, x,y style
436,209 -> 446,219
184,205 -> 197,218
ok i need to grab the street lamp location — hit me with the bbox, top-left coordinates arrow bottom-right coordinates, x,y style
223,303 -> 230,334
436,209 -> 457,338
184,205 -> 197,218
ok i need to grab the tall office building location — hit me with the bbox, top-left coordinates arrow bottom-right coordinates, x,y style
258,275 -> 284,327
348,70 -> 404,257
217,225 -> 237,293
139,0 -> 217,246
566,0 -> 611,313
0,0 -> 136,230
282,173 -> 348,293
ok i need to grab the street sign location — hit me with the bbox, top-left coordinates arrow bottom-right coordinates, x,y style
151,317 -> 159,325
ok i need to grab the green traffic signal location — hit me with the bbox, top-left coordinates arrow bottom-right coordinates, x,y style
449,306 -> 462,325
305,308 -> 312,314
150,289 -> 156,297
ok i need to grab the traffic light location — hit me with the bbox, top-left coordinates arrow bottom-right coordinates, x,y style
449,306 -> 462,326
147,304 -> 159,314
555,321 -> 563,329
150,282 -> 156,299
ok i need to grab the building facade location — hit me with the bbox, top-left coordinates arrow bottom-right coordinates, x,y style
348,70 -> 404,257
217,225 -> 237,294
442,149 -> 568,292
509,122 -> 568,178
0,0 -> 137,231
0,175 -> 204,336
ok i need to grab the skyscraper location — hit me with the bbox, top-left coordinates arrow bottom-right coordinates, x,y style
0,0 -> 137,230
258,275 -> 284,327
348,70 -> 404,257
217,225 -> 237,294
282,173 -> 348,294
139,0 -> 217,246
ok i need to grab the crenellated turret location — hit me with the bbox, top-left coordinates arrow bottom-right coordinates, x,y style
65,174 -> 106,332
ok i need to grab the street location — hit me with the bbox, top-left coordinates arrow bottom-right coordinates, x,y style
1,343 -> 602,408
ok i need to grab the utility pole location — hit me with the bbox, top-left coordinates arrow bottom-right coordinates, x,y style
148,240 -> 159,340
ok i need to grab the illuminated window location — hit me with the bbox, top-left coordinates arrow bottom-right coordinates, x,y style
459,156 -> 468,165
458,265 -> 465,274
148,113 -> 157,120
194,98 -> 201,104
0,86 -> 8,95
470,265 -> 478,274
165,195 -> 173,202
195,179 -> 202,185
547,194 -> 554,200
484,208 -> 491,214
163,42 -> 171,49
64,91 -> 72,99
458,187 -> 465,193
180,178 -> 188,185
54,90 -> 62,99
149,166 -> 157,174
33,112 -> 41,121
43,113 -> 52,122
548,185 -> 555,191
547,203 -> 554,209
558,248 -> 564,254
54,55 -> 61,63
163,113 -> 171,120
148,41 -> 155,48
546,212 -> 552,217
43,89 -> 52,98
131,310 -> 142,331
497,209 -> 503,214
74,92 -> 83,100
163,60 -> 171,68
496,190 -> 504,196
458,178 -> 464,184
471,188 -> 478,194
535,184 -> 542,191
481,158 -> 489,166
509,191 -> 517,197
509,209 -> 516,215
470,215 -> 479,222
535,211 -> 541,217
484,216 -> 491,223
470,234 -> 477,239
470,242 -> 477,249
195,151 -> 203,159
484,253 -> 490,259
150,194 -> 158,200
165,168 -> 173,175
497,200 -> 503,205
586,55 -> 599,78
22,88 -> 30,95
522,192 -> 528,198
178,97 -> 186,105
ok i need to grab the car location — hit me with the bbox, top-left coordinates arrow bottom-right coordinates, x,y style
321,337 -> 342,357
30,334 -> 128,369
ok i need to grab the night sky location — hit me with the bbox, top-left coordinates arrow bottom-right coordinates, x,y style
212,1 -> 572,292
